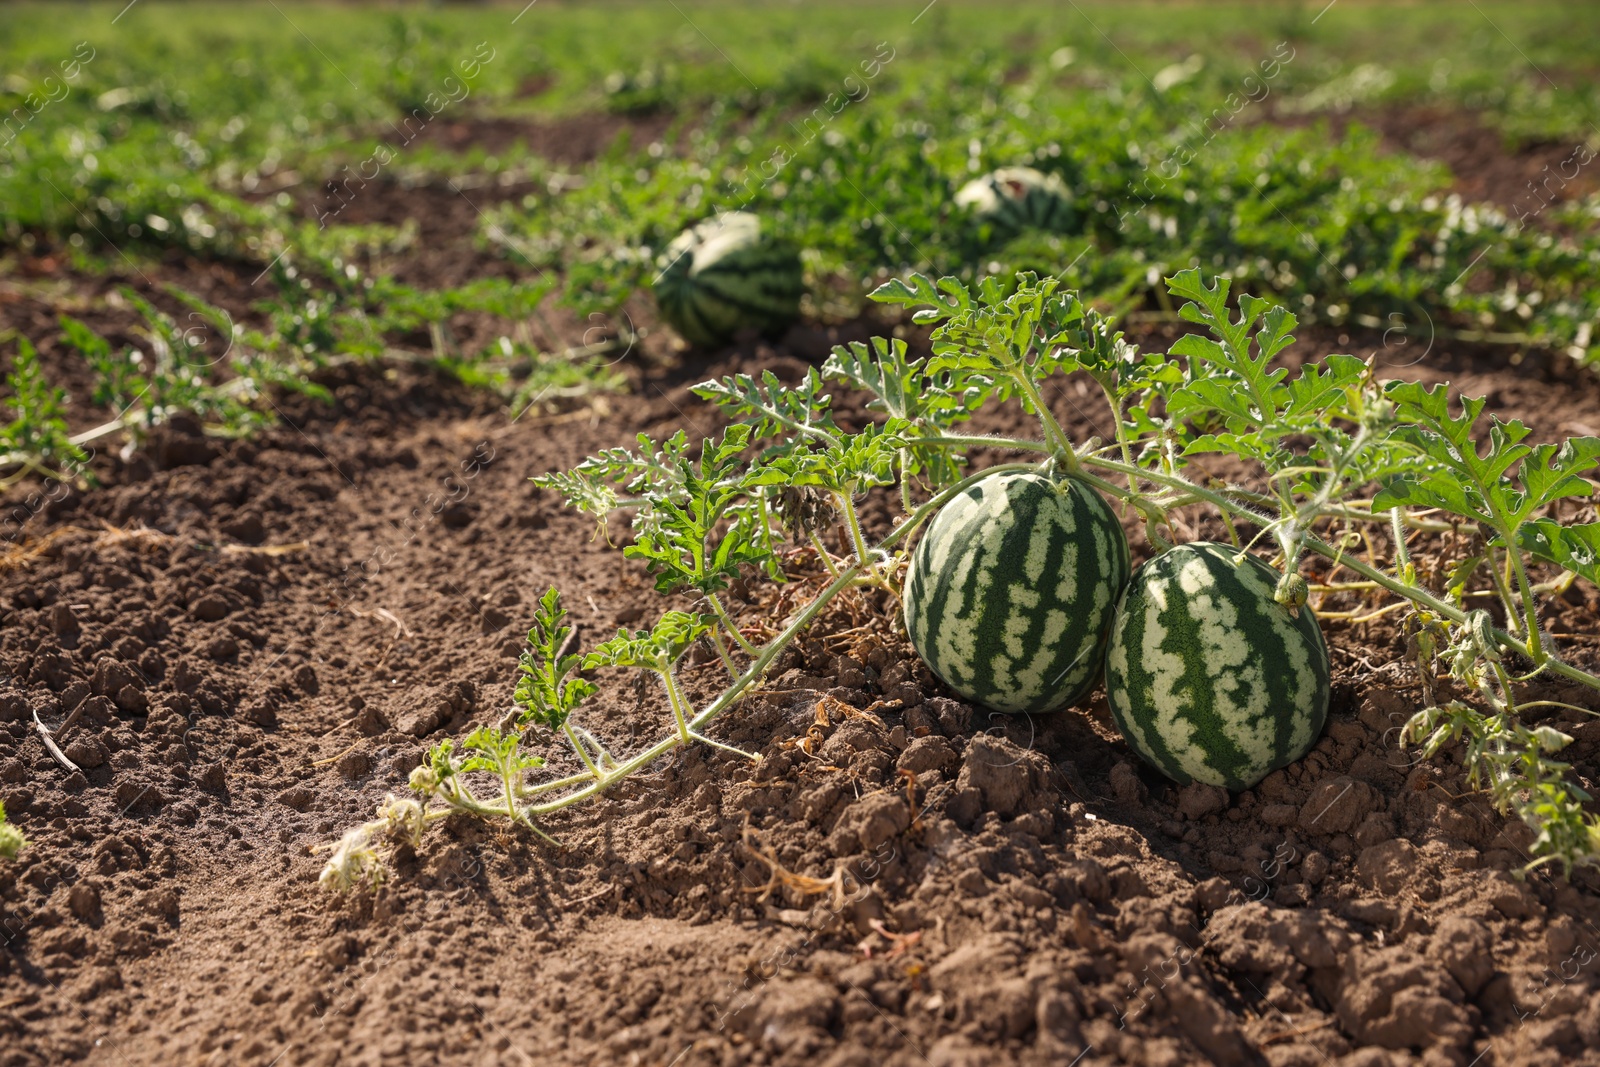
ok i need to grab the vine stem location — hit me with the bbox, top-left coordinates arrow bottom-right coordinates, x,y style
1484,545 -> 1525,638
561,722 -> 603,779
1011,371 -> 1080,474
1390,508 -> 1414,585
1507,547 -> 1548,663
659,663 -> 694,744
519,462 -> 1040,818
808,529 -> 842,578
707,591 -> 759,657
838,488 -> 880,583
910,433 -> 1452,528
898,449 -> 915,516
705,627 -> 741,680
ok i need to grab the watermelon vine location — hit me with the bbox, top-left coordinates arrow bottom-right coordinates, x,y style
321,269 -> 1600,890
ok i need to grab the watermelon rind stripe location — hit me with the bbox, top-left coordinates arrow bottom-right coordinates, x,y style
904,469 -> 1130,714
1104,542 -> 1330,791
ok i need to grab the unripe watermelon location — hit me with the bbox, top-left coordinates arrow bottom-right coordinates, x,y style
1105,542 -> 1330,790
955,166 -> 1074,235
652,212 -> 803,347
904,468 -> 1130,714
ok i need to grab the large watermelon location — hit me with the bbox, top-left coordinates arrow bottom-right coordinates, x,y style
652,212 -> 803,347
903,468 -> 1130,714
1105,542 -> 1330,790
955,166 -> 1074,235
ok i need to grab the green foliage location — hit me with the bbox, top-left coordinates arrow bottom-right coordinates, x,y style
8,2 -> 1600,505
1,338 -> 86,474
747,420 -> 908,496
8,301 -> 320,480
1374,385 -> 1600,533
587,611 -> 714,672
1520,520 -> 1600,587
1161,270 -> 1405,510
1168,270 -> 1301,420
823,337 -> 984,431
620,426 -> 773,595
692,369 -> 838,451
412,727 -> 548,825
5,1 -> 1600,360
821,337 -> 988,485
513,587 -> 597,732
120,289 -> 258,436
0,801 -> 25,860
60,315 -> 135,411
1404,702 -> 1598,874
456,726 -> 549,781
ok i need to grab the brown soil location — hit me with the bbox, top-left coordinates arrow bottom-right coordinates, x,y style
6,109 -> 1600,1067
408,111 -> 681,166
1365,106 -> 1599,218
1285,104 -> 1600,216
300,177 -> 533,290
3,301 -> 1600,1067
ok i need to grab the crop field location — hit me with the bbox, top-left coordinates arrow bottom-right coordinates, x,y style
3,1 -> 1600,1064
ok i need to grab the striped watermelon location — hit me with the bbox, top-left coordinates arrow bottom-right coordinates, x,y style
903,468 -> 1130,714
955,166 -> 1074,235
652,212 -> 803,347
1105,542 -> 1330,791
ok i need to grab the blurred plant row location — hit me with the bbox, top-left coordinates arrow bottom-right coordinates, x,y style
2,2 -> 1599,477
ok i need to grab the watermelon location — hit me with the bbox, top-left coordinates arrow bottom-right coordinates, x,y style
652,212 -> 803,347
903,468 -> 1130,714
1104,542 -> 1330,791
955,166 -> 1074,235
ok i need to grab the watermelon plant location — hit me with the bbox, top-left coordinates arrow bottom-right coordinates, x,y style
651,211 -> 804,347
322,266 -> 1600,889
0,338 -> 86,487
0,801 -> 24,860
954,166 -> 1075,240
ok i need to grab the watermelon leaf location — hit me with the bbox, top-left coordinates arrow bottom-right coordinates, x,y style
512,587 -> 597,733
623,426 -> 771,595
868,272 -> 972,325
825,336 -> 1002,486
1280,355 -> 1370,427
692,368 -> 839,448
586,611 -> 715,671
746,421 -> 908,495
1163,275 -> 1391,511
1166,268 -> 1296,428
823,336 -> 985,430
1044,303 -> 1175,405
533,467 -> 621,519
457,725 -> 547,779
532,429 -> 693,517
1375,381 -> 1600,531
1519,520 -> 1600,587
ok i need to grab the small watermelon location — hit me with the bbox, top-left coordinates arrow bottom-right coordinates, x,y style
652,212 -> 803,347
955,166 -> 1074,235
1105,542 -> 1330,791
904,468 -> 1130,714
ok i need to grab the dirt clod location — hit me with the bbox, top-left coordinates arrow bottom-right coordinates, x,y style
828,792 -> 911,854
1358,839 -> 1419,895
